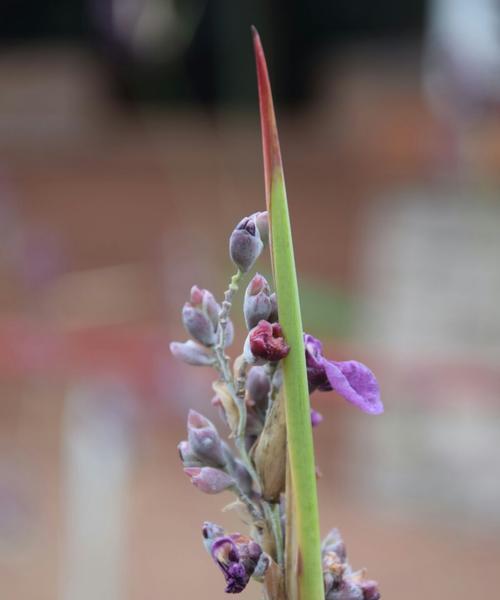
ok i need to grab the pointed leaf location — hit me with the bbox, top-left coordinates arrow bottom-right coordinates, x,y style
252,26 -> 324,600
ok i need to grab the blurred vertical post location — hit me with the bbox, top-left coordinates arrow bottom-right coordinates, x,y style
60,380 -> 136,600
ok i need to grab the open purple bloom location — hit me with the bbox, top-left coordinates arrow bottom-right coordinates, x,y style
304,334 -> 383,415
210,533 -> 266,593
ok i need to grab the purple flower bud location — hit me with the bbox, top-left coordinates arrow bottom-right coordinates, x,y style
311,409 -> 323,428
244,273 -> 272,329
182,305 -> 216,347
169,340 -> 214,366
177,440 -> 203,467
190,285 -> 219,328
268,292 -> 279,322
246,366 -> 271,413
304,334 -> 383,415
182,286 -> 220,346
248,320 -> 290,362
210,532 -> 268,593
229,215 -> 264,273
187,410 -> 226,468
183,467 -> 234,494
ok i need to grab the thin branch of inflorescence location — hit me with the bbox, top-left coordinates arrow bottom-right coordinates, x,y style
212,271 -> 262,497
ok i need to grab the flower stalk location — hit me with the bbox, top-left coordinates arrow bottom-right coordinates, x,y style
169,27 -> 382,600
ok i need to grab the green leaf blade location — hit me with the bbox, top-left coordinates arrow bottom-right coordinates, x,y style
252,27 -> 324,600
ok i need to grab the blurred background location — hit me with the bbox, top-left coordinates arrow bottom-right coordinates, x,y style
1,1 -> 500,599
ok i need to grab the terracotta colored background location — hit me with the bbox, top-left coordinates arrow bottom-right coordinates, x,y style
1,13 -> 500,599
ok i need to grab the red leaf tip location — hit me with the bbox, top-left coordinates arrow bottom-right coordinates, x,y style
252,27 -> 282,216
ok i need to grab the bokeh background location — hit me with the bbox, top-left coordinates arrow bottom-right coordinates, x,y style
1,1 -> 500,599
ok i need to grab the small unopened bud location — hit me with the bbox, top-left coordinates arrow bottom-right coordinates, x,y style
246,366 -> 271,413
191,285 -> 219,327
183,467 -> 234,494
229,216 -> 264,273
182,286 -> 220,346
187,410 -> 226,468
247,320 -> 290,362
178,440 -> 203,467
182,305 -> 215,346
169,340 -> 214,366
311,409 -> 323,428
244,273 -> 272,329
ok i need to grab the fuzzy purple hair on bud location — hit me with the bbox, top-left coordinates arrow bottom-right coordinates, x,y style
184,467 -> 234,494
244,274 -> 272,329
169,340 -> 214,366
187,411 -> 227,468
229,216 -> 264,273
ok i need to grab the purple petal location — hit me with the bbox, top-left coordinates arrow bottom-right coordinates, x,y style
211,537 -> 250,593
304,334 -> 324,368
323,359 -> 383,415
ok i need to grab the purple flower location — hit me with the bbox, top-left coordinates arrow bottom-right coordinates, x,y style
304,334 -> 383,415
209,532 -> 267,593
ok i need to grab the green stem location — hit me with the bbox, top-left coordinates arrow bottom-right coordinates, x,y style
264,501 -> 284,568
252,27 -> 324,600
213,272 -> 263,497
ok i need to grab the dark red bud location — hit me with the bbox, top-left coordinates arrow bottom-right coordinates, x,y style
249,320 -> 290,362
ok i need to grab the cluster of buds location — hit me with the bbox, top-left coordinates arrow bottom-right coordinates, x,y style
170,285 -> 234,367
180,410 -> 253,496
170,210 -> 383,596
322,529 -> 380,600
